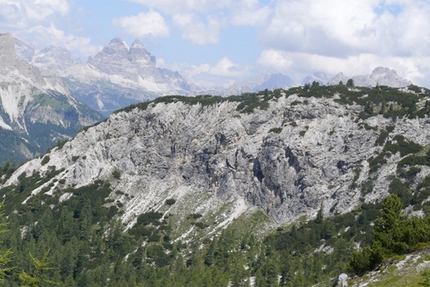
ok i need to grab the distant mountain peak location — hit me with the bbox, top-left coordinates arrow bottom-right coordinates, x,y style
354,66 -> 411,87
63,37 -> 196,114
303,67 -> 411,88
101,37 -> 128,56
131,39 -> 145,49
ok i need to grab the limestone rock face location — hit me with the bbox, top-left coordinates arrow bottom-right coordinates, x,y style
0,33 -> 17,68
7,88 -> 430,226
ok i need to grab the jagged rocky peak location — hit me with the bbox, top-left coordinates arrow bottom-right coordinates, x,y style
87,37 -> 157,77
0,33 -> 17,69
254,73 -> 294,90
102,37 -> 129,56
128,39 -> 156,67
87,37 -> 129,75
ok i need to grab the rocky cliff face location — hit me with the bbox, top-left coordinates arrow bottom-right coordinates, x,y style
6,85 -> 430,229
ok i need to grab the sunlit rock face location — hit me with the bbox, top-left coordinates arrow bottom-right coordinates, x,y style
8,87 -> 430,226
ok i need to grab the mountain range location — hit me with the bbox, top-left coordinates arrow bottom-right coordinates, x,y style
0,32 -> 415,164
0,33 -> 102,164
12,35 -> 413,115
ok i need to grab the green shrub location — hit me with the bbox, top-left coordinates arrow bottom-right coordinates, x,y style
165,198 -> 176,206
41,156 -> 50,166
268,127 -> 282,134
137,212 -> 163,226
187,213 -> 203,220
112,169 -> 121,179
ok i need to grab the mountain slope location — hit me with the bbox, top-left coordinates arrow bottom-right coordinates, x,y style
0,33 -> 102,164
5,84 -> 430,226
2,84 -> 430,285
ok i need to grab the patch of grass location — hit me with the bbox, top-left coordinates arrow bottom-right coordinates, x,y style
268,127 -> 282,134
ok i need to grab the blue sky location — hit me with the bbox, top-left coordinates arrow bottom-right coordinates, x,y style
1,0 -> 430,88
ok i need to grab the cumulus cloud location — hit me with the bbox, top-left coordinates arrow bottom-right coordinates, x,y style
210,57 -> 242,77
257,49 -> 293,72
172,14 -> 220,45
113,10 -> 169,38
167,57 -> 247,88
2,0 -> 430,87
124,0 -> 240,45
0,0 -> 69,25
28,24 -> 101,58
230,0 -> 271,26
0,0 -> 101,60
259,0 -> 430,58
126,0 -> 231,15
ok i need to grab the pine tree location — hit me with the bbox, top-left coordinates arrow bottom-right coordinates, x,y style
18,251 -> 59,287
0,203 -> 12,283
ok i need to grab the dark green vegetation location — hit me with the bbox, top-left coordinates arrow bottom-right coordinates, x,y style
348,194 -> 430,275
1,165 -> 430,286
115,87 -> 303,115
0,172 -> 382,287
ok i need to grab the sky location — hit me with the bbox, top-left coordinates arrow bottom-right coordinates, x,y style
1,0 -> 430,88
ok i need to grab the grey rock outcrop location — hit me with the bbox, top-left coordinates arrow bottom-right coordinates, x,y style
336,273 -> 349,287
0,33 -> 17,68
6,86 -> 430,227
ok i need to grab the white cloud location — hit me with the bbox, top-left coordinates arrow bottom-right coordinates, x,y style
172,14 -> 220,45
0,0 -> 99,60
0,0 -> 69,24
113,10 -> 169,38
259,0 -> 430,58
0,3 -> 25,29
210,57 -> 242,77
231,0 -> 271,26
188,63 -> 211,76
257,49 -> 293,72
126,0 -> 231,15
167,57 -> 247,88
28,24 -> 101,59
